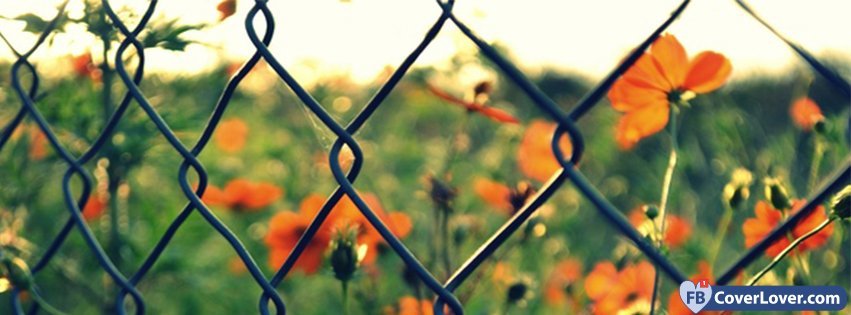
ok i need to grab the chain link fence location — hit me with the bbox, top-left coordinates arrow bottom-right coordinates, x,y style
1,0 -> 849,314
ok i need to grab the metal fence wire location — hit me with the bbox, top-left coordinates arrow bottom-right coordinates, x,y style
1,0 -> 850,314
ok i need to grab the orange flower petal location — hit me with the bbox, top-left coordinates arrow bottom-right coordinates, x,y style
241,182 -> 282,210
614,102 -> 669,150
82,194 -> 107,221
215,118 -> 249,153
584,262 -> 619,301
473,178 -> 512,211
650,34 -> 688,87
298,194 -> 327,217
789,97 -> 824,131
517,120 -> 573,182
475,106 -> 519,124
683,51 -> 732,94
790,201 -> 833,252
216,0 -> 236,21
664,215 -> 692,248
386,212 -> 413,239
27,127 -> 48,160
200,184 -> 227,207
607,79 -> 668,112
622,53 -> 672,92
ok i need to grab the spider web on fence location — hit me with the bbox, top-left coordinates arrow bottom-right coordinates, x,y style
1,0 -> 849,314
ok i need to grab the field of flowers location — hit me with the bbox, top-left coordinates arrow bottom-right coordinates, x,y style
1,1 -> 850,314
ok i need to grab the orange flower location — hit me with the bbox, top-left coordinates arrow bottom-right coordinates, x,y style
742,200 -> 833,257
27,126 -> 48,160
216,0 -> 236,21
790,97 -> 824,131
517,120 -> 573,182
385,296 -> 434,315
584,261 -> 655,315
427,83 -> 519,124
609,34 -> 731,150
264,193 -> 412,274
543,258 -> 583,307
474,178 -> 512,211
667,261 -> 722,315
214,118 -> 249,153
203,179 -> 282,211
473,178 -> 536,216
628,207 -> 692,248
82,193 -> 108,221
70,52 -> 102,82
332,194 -> 413,265
265,195 -> 330,273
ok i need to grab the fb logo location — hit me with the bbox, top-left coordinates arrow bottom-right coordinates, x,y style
679,280 -> 712,313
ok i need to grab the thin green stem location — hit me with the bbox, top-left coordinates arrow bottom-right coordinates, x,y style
808,136 -> 824,195
341,280 -> 349,315
441,204 -> 452,278
746,218 -> 835,286
31,290 -> 68,315
710,204 -> 734,264
650,106 -> 679,315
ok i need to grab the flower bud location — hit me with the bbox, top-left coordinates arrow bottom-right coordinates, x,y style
509,182 -> 536,214
643,204 -> 659,220
427,175 -> 457,213
830,185 -> 851,219
3,257 -> 32,291
723,168 -> 753,209
473,81 -> 493,97
764,178 -> 792,210
506,277 -> 534,306
328,225 -> 365,282
813,120 -> 827,134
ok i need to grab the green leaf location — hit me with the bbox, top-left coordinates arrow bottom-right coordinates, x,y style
140,19 -> 205,52
15,13 -> 66,34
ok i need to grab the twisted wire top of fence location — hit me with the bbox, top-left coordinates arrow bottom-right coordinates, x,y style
1,0 -> 849,314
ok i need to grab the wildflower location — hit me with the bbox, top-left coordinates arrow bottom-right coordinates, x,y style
27,126 -> 48,161
742,200 -> 834,257
264,193 -> 411,273
82,192 -> 108,221
385,296 -> 434,315
608,34 -> 732,149
667,261 -> 721,315
506,277 -> 534,307
426,83 -> 519,124
584,261 -> 655,315
427,175 -> 457,212
265,195 -> 331,274
214,118 -> 249,153
328,224 -> 366,282
790,97 -> 825,132
70,52 -> 102,82
204,179 -> 282,211
764,178 -> 792,210
723,168 -> 753,209
1,256 -> 33,291
473,178 -> 511,211
517,120 -> 573,182
473,178 -> 536,216
543,258 -> 582,307
628,208 -> 692,248
216,0 -> 236,21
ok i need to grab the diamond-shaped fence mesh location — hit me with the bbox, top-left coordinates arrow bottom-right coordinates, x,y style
1,0 -> 849,314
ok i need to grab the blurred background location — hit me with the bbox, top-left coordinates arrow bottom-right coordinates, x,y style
0,0 -> 849,314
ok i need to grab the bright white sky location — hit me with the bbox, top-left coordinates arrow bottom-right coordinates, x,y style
2,0 -> 850,85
